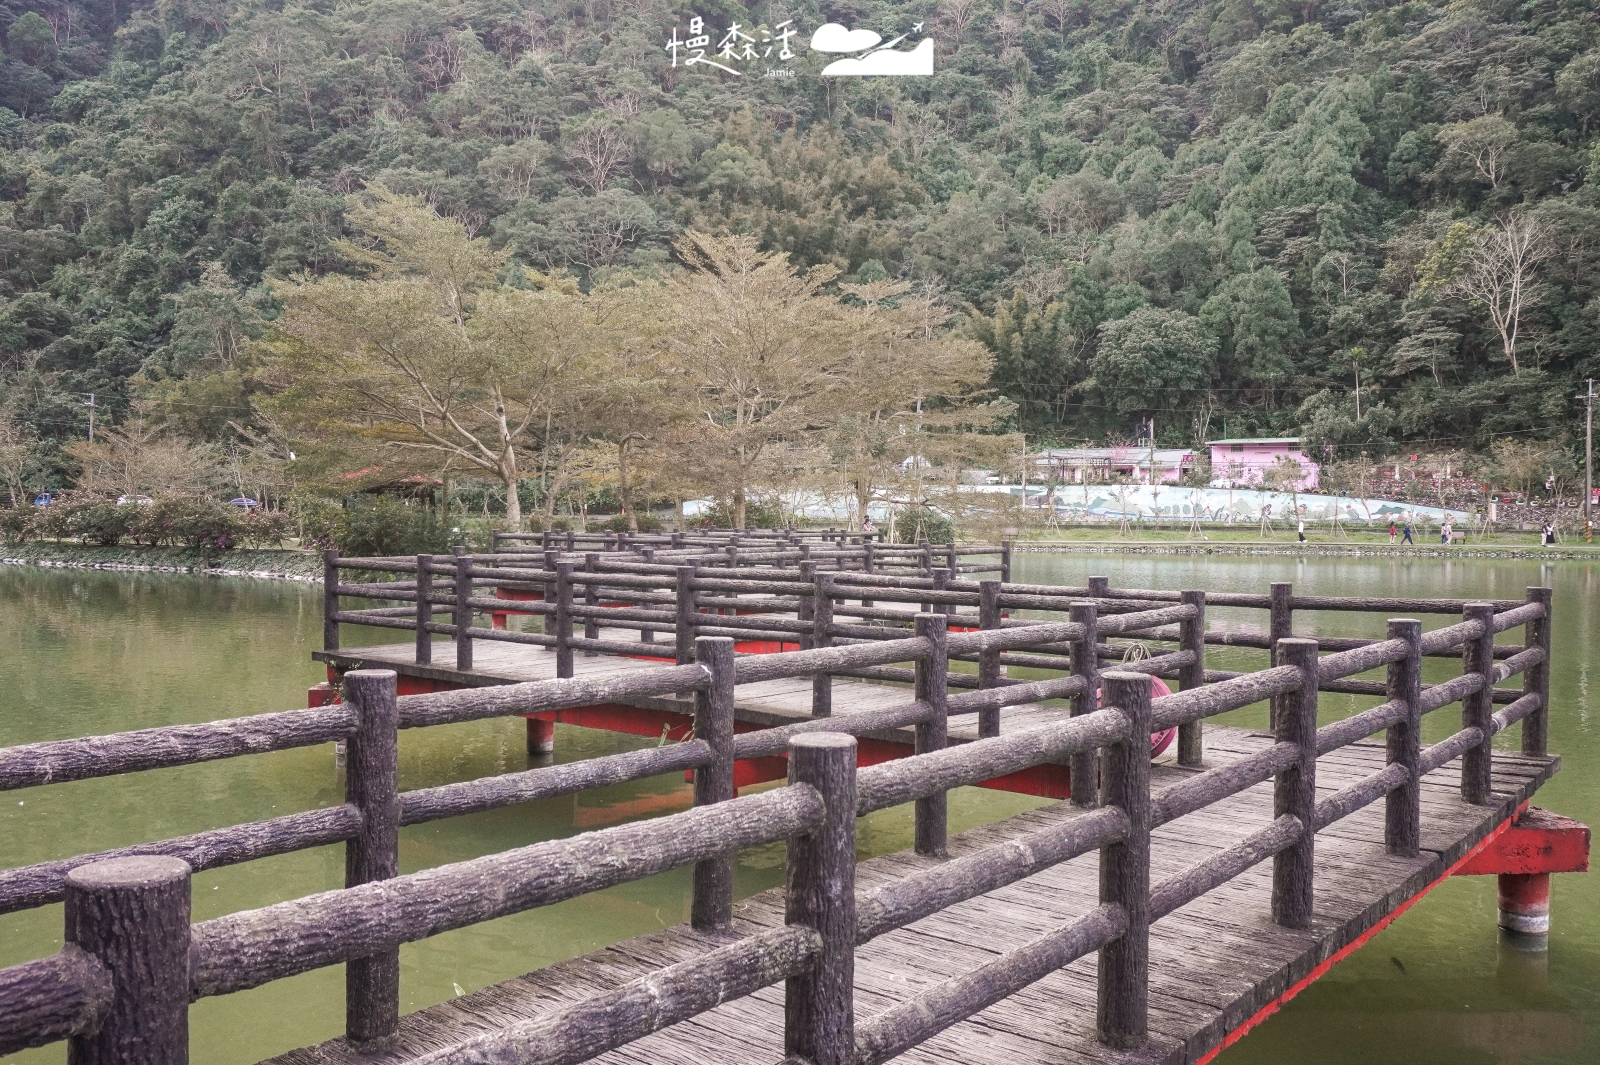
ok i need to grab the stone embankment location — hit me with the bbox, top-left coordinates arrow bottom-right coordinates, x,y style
1012,539 -> 1597,561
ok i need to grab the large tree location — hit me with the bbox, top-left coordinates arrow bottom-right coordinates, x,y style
266,189 -> 608,530
656,233 -> 856,529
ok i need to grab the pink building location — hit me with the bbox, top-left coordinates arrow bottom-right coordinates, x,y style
1207,438 -> 1320,491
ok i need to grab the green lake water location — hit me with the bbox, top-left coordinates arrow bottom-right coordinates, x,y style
0,554 -> 1594,1063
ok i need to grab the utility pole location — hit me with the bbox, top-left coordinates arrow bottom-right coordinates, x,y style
82,393 -> 96,442
1581,378 -> 1595,539
1147,415 -> 1156,487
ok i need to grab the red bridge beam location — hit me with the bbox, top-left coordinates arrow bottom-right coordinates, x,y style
1451,806 -> 1589,935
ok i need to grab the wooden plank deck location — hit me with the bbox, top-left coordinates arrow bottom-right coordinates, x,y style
261,720 -> 1558,1065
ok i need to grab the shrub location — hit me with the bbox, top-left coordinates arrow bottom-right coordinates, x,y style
292,495 -> 454,556
71,502 -> 136,545
141,495 -> 243,546
239,509 -> 294,549
0,507 -> 35,544
601,512 -> 665,533
689,499 -> 785,530
892,505 -> 955,545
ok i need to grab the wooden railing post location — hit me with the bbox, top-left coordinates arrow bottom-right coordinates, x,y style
1088,575 -> 1109,599
785,732 -> 857,1065
812,574 -> 835,718
342,669 -> 400,1044
914,613 -> 949,858
1522,586 -> 1552,756
414,554 -> 433,665
798,561 -> 817,650
565,529 -> 575,551
1385,618 -> 1423,857
65,855 -> 191,1065
323,549 -> 340,652
918,539 -> 932,577
452,548 -> 472,672
540,550 -> 561,653
674,566 -> 697,666
1177,590 -> 1206,766
554,560 -> 575,679
1268,581 -> 1293,724
691,637 -> 736,930
582,553 -> 601,656
931,566 -> 951,617
1462,602 -> 1496,804
945,541 -> 957,577
1097,671 -> 1150,1050
977,580 -> 1003,738
1272,638 -> 1319,929
491,529 -> 502,554
1069,600 -> 1100,807
1000,539 -> 1013,583
861,541 -> 875,609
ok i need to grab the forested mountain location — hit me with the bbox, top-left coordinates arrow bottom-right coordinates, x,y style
0,0 -> 1597,491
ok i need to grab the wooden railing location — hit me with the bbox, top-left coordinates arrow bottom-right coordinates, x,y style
0,585 -> 1554,1064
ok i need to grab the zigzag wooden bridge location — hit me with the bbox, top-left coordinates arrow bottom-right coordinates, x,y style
0,527 -> 1580,1065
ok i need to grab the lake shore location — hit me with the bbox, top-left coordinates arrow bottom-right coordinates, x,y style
0,541 -> 325,580
3,533 -> 1597,581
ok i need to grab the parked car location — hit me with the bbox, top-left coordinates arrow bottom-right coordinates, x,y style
229,497 -> 261,510
116,495 -> 155,506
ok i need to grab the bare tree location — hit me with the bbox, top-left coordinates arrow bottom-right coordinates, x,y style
1445,214 -> 1548,376
0,403 -> 34,506
65,420 -> 224,500
1434,115 -> 1517,188
565,124 -> 633,195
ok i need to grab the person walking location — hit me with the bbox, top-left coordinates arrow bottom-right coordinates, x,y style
1541,521 -> 1555,545
1388,520 -> 1397,544
1401,522 -> 1414,545
1297,518 -> 1306,543
1440,521 -> 1451,545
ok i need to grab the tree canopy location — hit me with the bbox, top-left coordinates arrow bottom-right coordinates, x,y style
0,0 -> 1594,500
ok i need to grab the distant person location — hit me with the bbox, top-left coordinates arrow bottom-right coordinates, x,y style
1440,522 -> 1451,545
1401,522 -> 1414,545
1541,521 -> 1555,545
1297,519 -> 1306,543
1388,520 -> 1397,544
860,517 -> 876,536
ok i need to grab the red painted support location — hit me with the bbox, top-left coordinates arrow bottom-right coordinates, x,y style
1450,806 -> 1589,936
491,587 -> 544,630
1451,807 -> 1590,875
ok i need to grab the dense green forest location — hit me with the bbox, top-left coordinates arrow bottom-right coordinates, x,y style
0,0 -> 1596,495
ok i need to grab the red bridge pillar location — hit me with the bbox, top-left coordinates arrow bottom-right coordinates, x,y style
1453,807 -> 1589,936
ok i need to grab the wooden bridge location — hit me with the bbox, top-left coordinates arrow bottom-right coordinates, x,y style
0,528 -> 1583,1065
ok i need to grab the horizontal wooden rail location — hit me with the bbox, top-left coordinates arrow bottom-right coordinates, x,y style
399,742 -> 715,826
855,807 -> 1128,943
403,926 -> 821,1065
189,783 -> 825,998
852,904 -> 1127,1065
1150,815 -> 1304,921
854,711 -> 1132,815
0,948 -> 112,1055
0,806 -> 362,915
0,708 -> 356,791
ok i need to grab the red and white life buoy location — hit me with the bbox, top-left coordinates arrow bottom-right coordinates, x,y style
1095,676 -> 1177,759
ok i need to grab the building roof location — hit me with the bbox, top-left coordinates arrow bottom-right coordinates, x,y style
1205,438 -> 1304,446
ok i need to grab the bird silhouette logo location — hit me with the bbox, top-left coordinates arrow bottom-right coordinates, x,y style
811,22 -> 934,76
